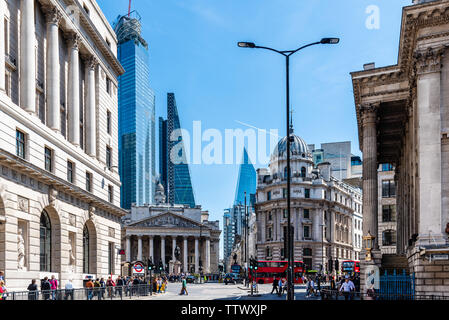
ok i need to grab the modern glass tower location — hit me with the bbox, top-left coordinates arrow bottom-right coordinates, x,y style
114,12 -> 156,209
159,93 -> 196,208
234,148 -> 257,206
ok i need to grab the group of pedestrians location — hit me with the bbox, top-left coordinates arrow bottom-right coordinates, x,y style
270,277 -> 288,297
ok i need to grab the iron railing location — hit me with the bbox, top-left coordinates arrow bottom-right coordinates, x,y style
2,284 -> 161,301
320,289 -> 449,301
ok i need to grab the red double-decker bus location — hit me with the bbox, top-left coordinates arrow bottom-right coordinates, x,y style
341,260 -> 360,275
248,261 -> 305,284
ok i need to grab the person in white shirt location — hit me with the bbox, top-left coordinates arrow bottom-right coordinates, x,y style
64,279 -> 74,300
339,278 -> 355,300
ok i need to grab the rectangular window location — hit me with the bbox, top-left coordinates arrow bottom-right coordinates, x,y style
16,130 -> 26,159
283,209 -> 287,219
282,188 -> 286,199
44,147 -> 53,172
304,225 -> 310,239
107,110 -> 111,134
268,212 -> 272,221
304,209 -> 310,219
108,242 -> 114,275
86,172 -> 92,192
267,191 -> 271,201
305,189 -> 310,199
106,146 -> 112,170
382,180 -> 396,198
108,185 -> 114,203
267,228 -> 272,240
67,160 -> 74,183
382,205 -> 396,222
106,77 -> 112,95
83,4 -> 90,15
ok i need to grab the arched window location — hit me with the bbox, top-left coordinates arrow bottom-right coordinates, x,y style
301,167 -> 306,178
40,210 -> 51,272
83,225 -> 90,274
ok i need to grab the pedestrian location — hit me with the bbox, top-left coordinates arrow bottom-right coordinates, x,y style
277,278 -> 283,297
0,280 -> 5,300
85,279 -> 94,300
0,271 -> 4,282
94,278 -> 101,300
64,279 -> 74,300
116,276 -> 124,299
133,276 -> 140,296
339,277 -> 355,301
49,275 -> 58,300
27,279 -> 39,300
271,277 -> 278,295
106,276 -> 116,298
100,277 -> 106,299
179,276 -> 188,295
42,277 -> 51,300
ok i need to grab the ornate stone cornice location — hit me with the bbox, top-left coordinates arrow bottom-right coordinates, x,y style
43,6 -> 63,26
414,46 -> 446,75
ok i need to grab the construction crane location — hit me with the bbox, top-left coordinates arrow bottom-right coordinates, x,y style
128,0 -> 132,17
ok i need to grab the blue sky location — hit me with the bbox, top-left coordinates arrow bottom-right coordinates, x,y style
97,0 -> 411,254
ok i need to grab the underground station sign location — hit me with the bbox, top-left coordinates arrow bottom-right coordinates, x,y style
132,262 -> 145,275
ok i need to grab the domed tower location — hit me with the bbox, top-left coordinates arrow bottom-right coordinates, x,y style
269,130 -> 313,180
154,179 -> 166,205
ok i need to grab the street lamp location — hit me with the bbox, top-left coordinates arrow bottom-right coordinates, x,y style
238,37 -> 340,301
363,231 -> 375,261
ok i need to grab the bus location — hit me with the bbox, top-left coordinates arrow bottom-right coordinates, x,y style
248,261 -> 305,285
341,260 -> 360,276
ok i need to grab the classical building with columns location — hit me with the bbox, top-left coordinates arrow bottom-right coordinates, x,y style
255,131 -> 363,272
121,183 -> 221,275
0,0 -> 126,291
351,0 -> 449,296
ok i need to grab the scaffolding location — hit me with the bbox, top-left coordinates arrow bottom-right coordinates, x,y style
113,11 -> 148,48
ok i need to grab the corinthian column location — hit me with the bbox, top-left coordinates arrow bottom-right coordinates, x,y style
44,6 -> 62,131
67,33 -> 81,146
414,47 -> 445,245
85,56 -> 98,157
0,0 -> 6,92
205,238 -> 210,274
183,237 -> 188,273
20,0 -> 36,113
360,103 -> 379,250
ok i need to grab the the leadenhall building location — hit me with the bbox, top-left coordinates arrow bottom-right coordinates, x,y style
255,130 -> 363,273
0,0 -> 126,290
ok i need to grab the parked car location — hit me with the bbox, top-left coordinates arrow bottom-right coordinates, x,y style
186,275 -> 196,284
224,273 -> 242,285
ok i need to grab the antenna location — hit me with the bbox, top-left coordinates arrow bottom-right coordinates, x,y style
289,109 -> 294,134
128,0 -> 132,17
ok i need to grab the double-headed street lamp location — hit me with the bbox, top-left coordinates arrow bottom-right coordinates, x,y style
238,37 -> 340,301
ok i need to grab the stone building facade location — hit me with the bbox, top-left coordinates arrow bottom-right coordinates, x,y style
0,0 -> 126,291
351,0 -> 449,296
255,132 -> 363,273
378,164 -> 398,255
122,183 -> 221,275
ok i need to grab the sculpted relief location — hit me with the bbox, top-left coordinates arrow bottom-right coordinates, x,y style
137,214 -> 199,229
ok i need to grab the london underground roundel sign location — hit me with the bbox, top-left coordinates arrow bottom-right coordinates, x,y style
133,262 -> 145,275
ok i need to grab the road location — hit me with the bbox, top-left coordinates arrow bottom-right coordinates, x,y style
134,282 -> 322,301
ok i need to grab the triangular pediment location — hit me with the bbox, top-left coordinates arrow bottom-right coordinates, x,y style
128,212 -> 205,229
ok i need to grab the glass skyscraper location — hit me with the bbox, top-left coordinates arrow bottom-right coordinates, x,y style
114,12 -> 156,209
159,93 -> 196,208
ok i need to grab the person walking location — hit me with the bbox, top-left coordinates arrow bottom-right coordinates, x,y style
0,271 -> 4,282
106,276 -> 116,298
277,278 -> 283,297
42,277 -> 51,300
271,277 -> 278,295
85,279 -> 94,300
116,276 -> 124,299
179,276 -> 188,295
339,277 -> 355,301
27,279 -> 39,300
64,279 -> 74,300
100,278 -> 106,299
94,278 -> 101,300
0,280 -> 5,300
49,275 -> 58,300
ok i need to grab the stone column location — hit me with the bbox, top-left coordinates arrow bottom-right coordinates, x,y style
0,0 -> 6,92
44,6 -> 62,131
20,0 -> 36,113
85,56 -> 98,157
149,236 -> 154,261
183,237 -> 188,273
161,236 -> 165,267
137,236 -> 142,261
415,47 -> 446,245
125,236 -> 131,262
67,33 -> 81,146
194,237 -> 199,273
360,103 -> 379,250
206,238 -> 210,274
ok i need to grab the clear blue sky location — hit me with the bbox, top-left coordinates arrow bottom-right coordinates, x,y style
97,0 -> 411,254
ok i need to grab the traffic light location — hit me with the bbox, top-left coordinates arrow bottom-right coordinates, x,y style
148,258 -> 154,271
328,259 -> 333,272
335,259 -> 339,271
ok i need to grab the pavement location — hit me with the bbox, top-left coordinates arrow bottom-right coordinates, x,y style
131,282 -> 323,301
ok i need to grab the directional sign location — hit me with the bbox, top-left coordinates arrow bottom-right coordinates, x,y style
133,262 -> 145,275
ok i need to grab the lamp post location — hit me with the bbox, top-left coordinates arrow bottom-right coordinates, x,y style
238,37 -> 340,300
245,192 -> 249,287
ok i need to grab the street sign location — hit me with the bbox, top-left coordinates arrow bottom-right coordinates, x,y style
132,262 -> 145,275
432,254 -> 449,261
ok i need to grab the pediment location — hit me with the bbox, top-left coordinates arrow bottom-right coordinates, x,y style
128,212 -> 205,229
